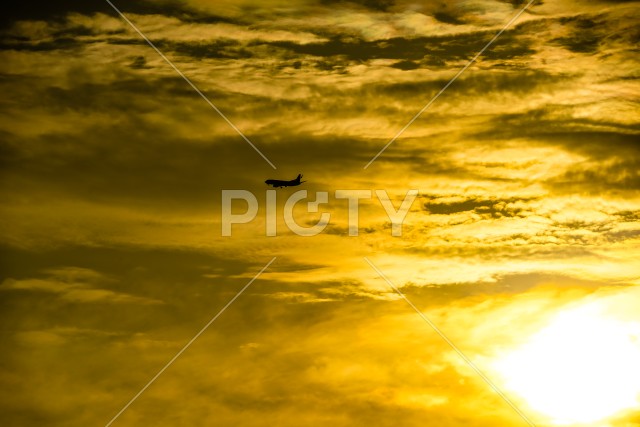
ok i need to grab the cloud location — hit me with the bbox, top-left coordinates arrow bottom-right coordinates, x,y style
1,267 -> 162,305
0,1 -> 639,425
264,291 -> 336,303
422,194 -> 536,217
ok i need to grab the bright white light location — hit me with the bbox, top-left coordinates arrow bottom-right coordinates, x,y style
493,303 -> 640,425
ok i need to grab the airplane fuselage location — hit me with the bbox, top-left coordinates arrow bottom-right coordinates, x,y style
264,179 -> 301,188
265,174 -> 304,188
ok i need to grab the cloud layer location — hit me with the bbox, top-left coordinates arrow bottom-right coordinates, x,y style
1,0 -> 639,425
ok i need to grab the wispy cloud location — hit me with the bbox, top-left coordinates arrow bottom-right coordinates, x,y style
2,267 -> 163,305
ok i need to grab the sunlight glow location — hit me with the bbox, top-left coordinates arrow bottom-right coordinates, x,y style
493,302 -> 640,425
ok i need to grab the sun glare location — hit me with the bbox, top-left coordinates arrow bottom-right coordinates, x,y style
492,302 -> 640,425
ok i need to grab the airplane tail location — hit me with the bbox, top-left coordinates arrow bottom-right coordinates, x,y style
296,174 -> 303,182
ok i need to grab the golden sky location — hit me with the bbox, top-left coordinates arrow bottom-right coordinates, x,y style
1,0 -> 639,426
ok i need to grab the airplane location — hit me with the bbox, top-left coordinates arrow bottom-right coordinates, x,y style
265,174 -> 306,188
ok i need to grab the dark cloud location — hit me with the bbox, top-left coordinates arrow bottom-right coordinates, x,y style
161,39 -> 251,60
0,244 -> 268,337
422,195 -> 535,218
398,271 -> 616,309
433,11 -> 464,26
614,210 -> 640,222
472,112 -> 640,194
0,36 -> 82,52
470,107 -> 640,164
268,28 -> 534,64
550,156 -> 640,193
1,0 -> 112,28
129,55 -> 150,69
320,0 -> 396,11
1,0 -> 236,29
374,69 -> 565,99
390,60 -> 421,70
553,17 -> 603,53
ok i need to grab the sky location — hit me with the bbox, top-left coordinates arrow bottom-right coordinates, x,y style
1,0 -> 639,426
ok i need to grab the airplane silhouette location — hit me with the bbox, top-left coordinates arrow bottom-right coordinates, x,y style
265,174 -> 305,188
